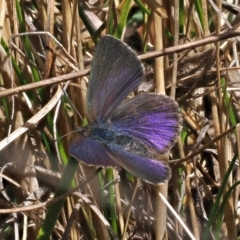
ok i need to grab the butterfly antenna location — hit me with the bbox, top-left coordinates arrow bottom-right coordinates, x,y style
55,129 -> 83,142
54,86 -> 85,142
61,87 -> 84,122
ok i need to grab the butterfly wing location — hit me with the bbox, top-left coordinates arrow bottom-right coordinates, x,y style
69,37 -> 181,183
106,144 -> 171,184
99,93 -> 181,183
87,35 -> 143,123
69,135 -> 117,167
110,93 -> 182,153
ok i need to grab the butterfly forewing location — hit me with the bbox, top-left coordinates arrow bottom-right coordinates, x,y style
86,36 -> 143,123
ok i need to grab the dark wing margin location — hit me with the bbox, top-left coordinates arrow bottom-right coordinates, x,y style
86,35 -> 144,123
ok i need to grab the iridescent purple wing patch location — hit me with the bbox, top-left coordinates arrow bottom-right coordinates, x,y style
69,35 -> 182,184
110,93 -> 181,153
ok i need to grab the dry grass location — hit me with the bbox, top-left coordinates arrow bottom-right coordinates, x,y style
0,0 -> 240,239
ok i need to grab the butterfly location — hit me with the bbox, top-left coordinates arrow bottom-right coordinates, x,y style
69,35 -> 182,184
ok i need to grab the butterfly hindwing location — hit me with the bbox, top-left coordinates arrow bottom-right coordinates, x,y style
69,135 -> 117,167
110,93 -> 182,153
106,144 -> 171,184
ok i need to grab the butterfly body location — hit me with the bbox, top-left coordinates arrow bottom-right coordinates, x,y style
91,126 -> 115,144
69,36 -> 182,184
91,126 -> 153,158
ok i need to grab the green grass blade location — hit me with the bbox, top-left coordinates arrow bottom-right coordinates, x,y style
194,0 -> 204,29
107,168 -> 118,234
133,0 -> 150,16
114,0 -> 132,39
202,152 -> 237,239
15,0 -> 40,83
36,156 -> 79,240
216,172 -> 239,240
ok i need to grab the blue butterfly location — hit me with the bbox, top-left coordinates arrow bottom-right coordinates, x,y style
69,35 -> 182,184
